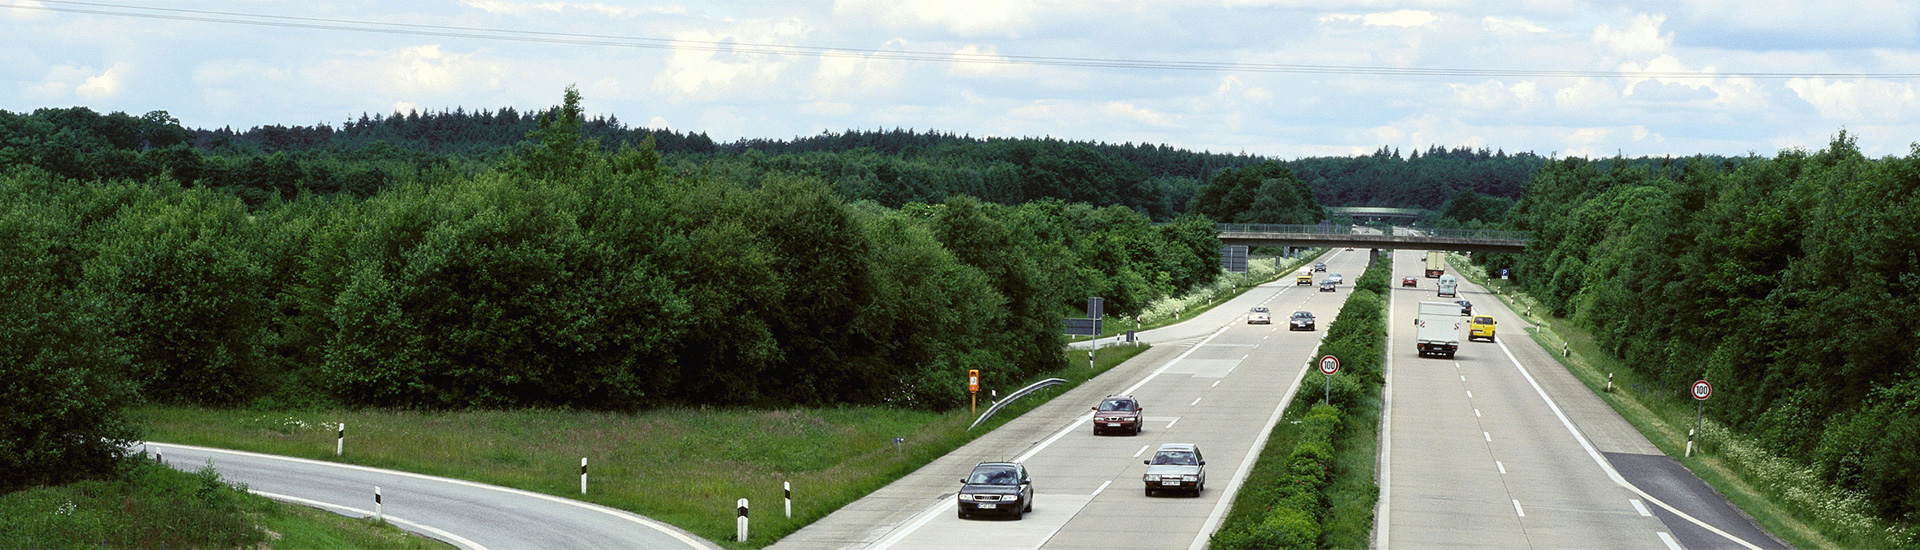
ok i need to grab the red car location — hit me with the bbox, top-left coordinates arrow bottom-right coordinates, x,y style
1091,396 -> 1143,435
1402,276 -> 1417,287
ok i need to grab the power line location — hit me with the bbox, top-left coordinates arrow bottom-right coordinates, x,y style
10,0 -> 1919,80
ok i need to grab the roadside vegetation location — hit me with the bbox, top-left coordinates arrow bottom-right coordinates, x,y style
138,344 -> 1149,548
1213,256 -> 1389,548
0,458 -> 438,549
1467,134 -> 1920,547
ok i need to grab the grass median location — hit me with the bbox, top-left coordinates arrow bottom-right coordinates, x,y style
137,343 -> 1149,549
1446,254 -> 1881,549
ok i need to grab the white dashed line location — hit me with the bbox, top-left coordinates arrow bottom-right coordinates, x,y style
1191,397 -> 1203,406
1092,480 -> 1112,497
1134,445 -> 1150,457
1658,532 -> 1683,550
1211,381 -> 1220,388
1496,461 -> 1507,474
1484,432 -> 1492,442
1166,418 -> 1179,429
1461,375 -> 1467,382
1474,409 -> 1482,417
1467,391 -> 1473,398
1632,499 -> 1652,516
1513,500 -> 1525,517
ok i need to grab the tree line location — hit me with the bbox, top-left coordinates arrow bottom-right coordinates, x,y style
2,89 -> 1226,491
1477,133 -> 1920,532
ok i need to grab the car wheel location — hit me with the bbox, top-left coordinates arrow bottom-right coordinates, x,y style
1013,507 -> 1023,520
1025,498 -> 1033,512
1145,487 -> 1155,497
958,508 -> 968,519
1132,424 -> 1141,436
1489,334 -> 1496,342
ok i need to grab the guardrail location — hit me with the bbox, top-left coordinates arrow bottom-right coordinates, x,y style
968,378 -> 1067,431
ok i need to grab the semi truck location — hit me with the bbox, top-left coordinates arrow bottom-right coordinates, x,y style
1416,301 -> 1462,358
1424,250 -> 1446,278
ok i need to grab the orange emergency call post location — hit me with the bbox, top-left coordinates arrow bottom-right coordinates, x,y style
969,369 -> 980,415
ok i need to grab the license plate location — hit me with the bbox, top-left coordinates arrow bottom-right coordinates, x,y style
1106,423 -> 1121,427
977,503 -> 997,509
1161,480 -> 1182,486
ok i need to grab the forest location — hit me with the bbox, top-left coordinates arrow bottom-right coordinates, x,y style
1475,134 -> 1920,530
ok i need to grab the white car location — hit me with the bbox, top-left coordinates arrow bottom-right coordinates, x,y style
1248,306 -> 1271,324
1326,273 -> 1344,285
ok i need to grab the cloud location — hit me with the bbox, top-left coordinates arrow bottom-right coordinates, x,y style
948,44 -> 1027,78
1593,13 -> 1671,56
812,49 -> 902,99
653,22 -> 808,101
1450,79 -> 1544,112
1786,78 -> 1920,122
1625,79 -> 1716,103
460,1 -> 685,18
1322,10 -> 1440,28
1101,101 -> 1178,128
4,0 -> 51,21
832,0 -> 1041,37
26,63 -> 129,100
1482,16 -> 1546,34
308,45 -> 509,97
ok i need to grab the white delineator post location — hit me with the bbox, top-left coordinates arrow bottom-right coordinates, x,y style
336,423 -> 345,456
580,457 -> 588,494
783,481 -> 792,518
736,498 -> 749,542
374,485 -> 383,522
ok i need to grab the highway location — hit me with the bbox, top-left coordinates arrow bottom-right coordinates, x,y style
771,249 -> 1374,549
1378,247 -> 1784,549
144,442 -> 720,550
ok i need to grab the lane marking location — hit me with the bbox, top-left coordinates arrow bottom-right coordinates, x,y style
1484,432 -> 1492,442
1467,391 -> 1474,398
144,442 -> 715,550
1497,461 -> 1507,474
1166,418 -> 1180,429
252,489 -> 488,550
1493,339 -> 1766,550
1461,375 -> 1467,382
1475,409 -> 1482,417
1134,445 -> 1150,457
1632,499 -> 1652,517
870,500 -> 955,549
1376,257 -> 1399,550
1188,330 -> 1316,550
1513,499 -> 1526,517
1191,397 -> 1203,406
1092,480 -> 1112,497
1659,532 -> 1683,550
1211,380 -> 1220,388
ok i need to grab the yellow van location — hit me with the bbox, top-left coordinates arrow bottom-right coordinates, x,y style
1469,315 -> 1496,342
1296,271 -> 1313,285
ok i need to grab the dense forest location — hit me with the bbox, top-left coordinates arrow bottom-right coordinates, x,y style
1475,135 -> 1920,533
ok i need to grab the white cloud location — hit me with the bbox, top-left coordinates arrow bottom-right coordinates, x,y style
1786,78 -> 1920,122
1482,16 -> 1547,34
832,0 -> 1039,37
460,1 -> 685,18
653,23 -> 808,101
1563,127 -> 1609,157
1322,10 -> 1440,28
309,45 -> 509,97
1594,14 -> 1671,56
4,0 -> 51,21
1101,101 -> 1178,128
26,63 -> 129,100
813,51 -> 901,99
949,44 -> 1027,78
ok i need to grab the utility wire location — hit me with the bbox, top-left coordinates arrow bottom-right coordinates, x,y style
9,0 -> 1919,80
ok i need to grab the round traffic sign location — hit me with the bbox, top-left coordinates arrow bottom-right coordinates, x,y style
1319,355 -> 1340,375
1692,380 -> 1712,401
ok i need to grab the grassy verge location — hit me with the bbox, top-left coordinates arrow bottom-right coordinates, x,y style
138,343 -> 1149,549
0,459 -> 439,549
1447,254 -> 1879,549
1212,255 -> 1389,549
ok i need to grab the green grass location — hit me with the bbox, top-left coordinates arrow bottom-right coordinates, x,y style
0,459 -> 439,549
138,344 -> 1150,549
1447,255 -> 1865,550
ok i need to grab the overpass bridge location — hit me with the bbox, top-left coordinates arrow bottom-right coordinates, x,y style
1217,224 -> 1528,254
1326,206 -> 1424,222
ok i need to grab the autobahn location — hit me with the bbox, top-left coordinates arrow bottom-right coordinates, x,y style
771,248 -> 1374,549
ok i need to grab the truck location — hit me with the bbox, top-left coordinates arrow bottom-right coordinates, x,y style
1424,251 -> 1446,278
1416,301 -> 1463,358
1436,274 -> 1458,297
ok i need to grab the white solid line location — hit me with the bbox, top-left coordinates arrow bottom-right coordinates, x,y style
1376,262 -> 1397,550
1188,328 -> 1316,550
1496,461 -> 1506,474
1092,480 -> 1112,497
871,500 -> 956,549
1134,445 -> 1151,457
1513,499 -> 1525,517
1242,354 -> 1249,360
143,442 -> 715,550
1658,532 -> 1683,550
1191,397 -> 1203,406
1484,432 -> 1492,442
1632,499 -> 1652,516
1166,418 -> 1180,429
251,489 -> 488,550
1493,339 -> 1766,550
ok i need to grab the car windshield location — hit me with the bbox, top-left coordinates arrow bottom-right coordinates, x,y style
1252,307 -> 1267,312
1151,451 -> 1197,465
1293,312 -> 1311,319
968,467 -> 1019,485
1098,399 -> 1135,411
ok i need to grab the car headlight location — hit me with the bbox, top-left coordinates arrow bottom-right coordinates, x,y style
1182,475 -> 1199,481
958,494 -> 973,501
1144,474 -> 1160,482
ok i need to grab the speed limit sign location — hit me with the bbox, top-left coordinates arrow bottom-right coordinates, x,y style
1692,380 -> 1712,401
1319,355 -> 1340,375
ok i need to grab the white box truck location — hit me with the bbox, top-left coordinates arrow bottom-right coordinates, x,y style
1417,301 -> 1462,358
1436,274 -> 1458,297
1425,251 -> 1446,278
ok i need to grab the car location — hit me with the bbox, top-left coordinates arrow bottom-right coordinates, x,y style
958,462 -> 1033,519
1296,271 -> 1313,285
1091,395 -> 1143,435
1402,276 -> 1417,287
1326,273 -> 1344,284
1313,262 -> 1327,272
1248,306 -> 1271,325
1319,280 -> 1337,292
1457,299 -> 1473,316
1345,247 -> 1354,251
1289,311 -> 1315,331
1143,443 -> 1206,497
1469,315 -> 1497,342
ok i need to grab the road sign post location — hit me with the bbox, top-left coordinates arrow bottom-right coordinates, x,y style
1319,355 -> 1340,404
1688,380 -> 1711,457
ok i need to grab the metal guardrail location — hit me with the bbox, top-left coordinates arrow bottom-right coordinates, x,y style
968,378 -> 1067,431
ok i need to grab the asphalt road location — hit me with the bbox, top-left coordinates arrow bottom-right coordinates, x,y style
771,248 -> 1375,549
144,442 -> 721,550
1377,247 -> 1785,549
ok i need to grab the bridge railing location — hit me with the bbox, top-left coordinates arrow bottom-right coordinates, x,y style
1215,223 -> 1528,243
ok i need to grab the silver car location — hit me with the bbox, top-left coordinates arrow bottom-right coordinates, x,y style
1142,443 -> 1206,497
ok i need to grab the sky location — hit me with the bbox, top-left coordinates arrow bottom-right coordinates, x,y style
3,0 -> 1919,159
